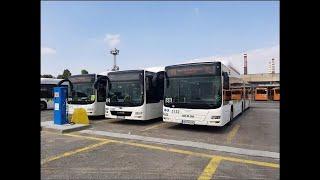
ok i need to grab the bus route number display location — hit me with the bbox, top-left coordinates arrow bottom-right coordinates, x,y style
69,75 -> 95,83
166,64 -> 220,77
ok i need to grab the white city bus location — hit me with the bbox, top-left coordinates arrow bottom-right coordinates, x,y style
41,78 -> 64,110
104,68 -> 164,120
163,62 -> 250,127
63,72 -> 109,117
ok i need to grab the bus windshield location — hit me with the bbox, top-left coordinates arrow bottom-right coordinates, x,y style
68,75 -> 96,104
165,76 -> 222,109
107,80 -> 143,106
106,71 -> 144,107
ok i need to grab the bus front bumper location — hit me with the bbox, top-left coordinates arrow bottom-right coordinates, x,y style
163,117 -> 226,127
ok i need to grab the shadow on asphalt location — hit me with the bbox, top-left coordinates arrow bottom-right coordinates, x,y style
108,117 -> 163,126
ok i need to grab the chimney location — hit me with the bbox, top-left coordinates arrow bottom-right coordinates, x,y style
271,58 -> 275,74
243,54 -> 248,75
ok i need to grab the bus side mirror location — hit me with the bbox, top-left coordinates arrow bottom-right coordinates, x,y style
222,72 -> 229,89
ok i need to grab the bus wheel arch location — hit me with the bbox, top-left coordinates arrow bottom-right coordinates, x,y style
40,101 -> 47,110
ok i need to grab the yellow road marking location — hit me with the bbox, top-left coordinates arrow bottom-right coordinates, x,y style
117,141 -> 213,158
42,131 -> 279,168
197,157 -> 223,180
41,140 -> 111,165
63,132 -> 114,142
140,123 -> 168,132
226,124 -> 240,143
221,156 -> 279,168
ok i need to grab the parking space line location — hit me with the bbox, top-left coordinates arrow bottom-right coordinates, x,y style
197,157 -> 223,180
140,123 -> 167,132
226,124 -> 240,144
220,156 -> 279,168
41,140 -> 111,165
117,141 -> 214,158
63,132 -> 114,142
42,131 -> 279,168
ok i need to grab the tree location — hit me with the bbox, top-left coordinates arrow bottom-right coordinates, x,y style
58,69 -> 72,79
41,74 -> 53,78
81,69 -> 89,74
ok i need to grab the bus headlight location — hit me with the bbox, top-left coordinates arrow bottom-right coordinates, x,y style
163,112 -> 168,116
211,116 -> 220,119
135,112 -> 143,115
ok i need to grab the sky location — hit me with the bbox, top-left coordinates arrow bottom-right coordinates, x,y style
41,1 -> 279,76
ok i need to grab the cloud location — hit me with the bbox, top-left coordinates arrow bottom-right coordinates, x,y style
104,34 -> 120,48
41,47 -> 56,56
185,45 -> 280,74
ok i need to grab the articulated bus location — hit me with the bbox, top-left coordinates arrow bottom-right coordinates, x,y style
255,87 -> 268,101
41,78 -> 64,110
270,87 -> 280,101
60,72 -> 109,117
104,68 -> 164,120
163,61 -> 250,127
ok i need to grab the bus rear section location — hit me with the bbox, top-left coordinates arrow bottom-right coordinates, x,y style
66,73 -> 108,117
41,78 -> 65,110
105,69 -> 164,121
255,88 -> 268,101
163,61 -> 247,127
271,87 -> 280,101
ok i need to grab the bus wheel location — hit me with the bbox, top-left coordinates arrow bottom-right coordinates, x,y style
40,101 -> 47,111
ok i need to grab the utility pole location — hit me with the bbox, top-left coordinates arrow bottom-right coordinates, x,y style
110,48 -> 119,71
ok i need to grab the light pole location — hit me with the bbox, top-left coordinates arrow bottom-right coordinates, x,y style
110,48 -> 119,71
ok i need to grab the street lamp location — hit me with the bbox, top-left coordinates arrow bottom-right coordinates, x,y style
110,48 -> 119,71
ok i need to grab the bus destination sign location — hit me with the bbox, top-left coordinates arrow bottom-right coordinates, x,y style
166,63 -> 220,77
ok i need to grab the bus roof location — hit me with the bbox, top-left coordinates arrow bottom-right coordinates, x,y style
144,66 -> 165,72
111,66 -> 164,74
98,71 -> 111,76
41,78 -> 63,85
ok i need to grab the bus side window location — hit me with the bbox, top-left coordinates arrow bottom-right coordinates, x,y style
223,90 -> 231,103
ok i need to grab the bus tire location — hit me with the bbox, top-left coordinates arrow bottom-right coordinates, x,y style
41,101 -> 47,111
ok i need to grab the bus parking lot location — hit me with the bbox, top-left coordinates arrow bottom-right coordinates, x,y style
41,101 -> 279,179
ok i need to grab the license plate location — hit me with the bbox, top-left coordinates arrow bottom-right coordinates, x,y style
182,120 -> 195,125
117,116 -> 125,119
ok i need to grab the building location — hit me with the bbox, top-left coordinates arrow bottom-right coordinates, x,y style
241,73 -> 279,87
